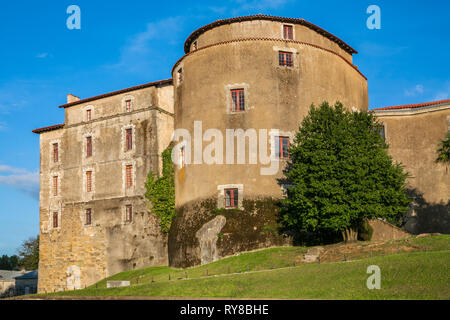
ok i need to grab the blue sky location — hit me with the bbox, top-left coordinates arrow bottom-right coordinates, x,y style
0,0 -> 449,256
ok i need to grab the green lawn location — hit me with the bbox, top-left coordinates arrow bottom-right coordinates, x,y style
41,235 -> 449,300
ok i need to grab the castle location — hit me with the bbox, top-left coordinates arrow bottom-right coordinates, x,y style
32,15 -> 450,292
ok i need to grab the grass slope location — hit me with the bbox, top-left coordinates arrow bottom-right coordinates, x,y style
44,235 -> 450,299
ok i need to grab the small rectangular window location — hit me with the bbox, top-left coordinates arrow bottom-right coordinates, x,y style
231,89 -> 245,112
53,143 -> 59,163
283,25 -> 293,40
179,146 -> 185,168
53,176 -> 58,196
125,100 -> 132,112
125,205 -> 132,222
85,208 -> 92,225
86,109 -> 92,121
126,129 -> 133,151
275,136 -> 290,159
193,41 -> 198,50
374,125 -> 385,141
177,68 -> 183,83
224,188 -> 238,208
279,51 -> 293,67
53,212 -> 59,228
126,165 -> 133,187
86,171 -> 92,192
86,136 -> 92,157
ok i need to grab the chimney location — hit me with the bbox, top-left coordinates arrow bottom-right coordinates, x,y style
67,94 -> 80,104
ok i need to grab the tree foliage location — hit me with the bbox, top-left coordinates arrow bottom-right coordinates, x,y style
0,255 -> 20,270
436,133 -> 450,164
144,145 -> 175,233
279,102 -> 411,242
17,235 -> 39,270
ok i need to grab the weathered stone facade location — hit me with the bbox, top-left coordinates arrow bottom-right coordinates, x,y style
34,80 -> 174,292
33,15 -> 449,289
372,101 -> 450,234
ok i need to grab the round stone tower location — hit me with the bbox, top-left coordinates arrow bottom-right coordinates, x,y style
169,15 -> 369,268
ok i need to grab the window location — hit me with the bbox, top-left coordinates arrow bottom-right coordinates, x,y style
86,109 -> 92,121
193,41 -> 198,50
53,143 -> 59,163
86,171 -> 92,192
177,68 -> 183,83
125,205 -> 132,222
126,165 -> 133,188
52,176 -> 58,196
283,25 -> 293,40
85,209 -> 92,225
53,212 -> 59,228
86,136 -> 92,157
275,136 -> 290,159
224,188 -> 239,208
125,129 -> 133,151
279,51 -> 293,67
231,89 -> 245,112
374,125 -> 385,141
125,100 -> 132,112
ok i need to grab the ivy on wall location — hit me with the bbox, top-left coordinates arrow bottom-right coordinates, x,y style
145,145 -> 175,233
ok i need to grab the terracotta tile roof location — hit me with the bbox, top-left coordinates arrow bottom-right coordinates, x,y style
32,123 -> 65,134
184,14 -> 358,55
371,99 -> 450,111
58,78 -> 173,109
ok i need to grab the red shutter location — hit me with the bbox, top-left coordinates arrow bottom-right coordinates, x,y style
225,188 -> 238,208
86,137 -> 92,157
231,89 -> 245,112
283,25 -> 293,40
126,165 -> 133,187
53,176 -> 58,196
126,129 -> 133,150
53,143 -> 58,162
125,100 -> 132,112
86,171 -> 92,192
126,205 -> 132,222
86,109 -> 91,121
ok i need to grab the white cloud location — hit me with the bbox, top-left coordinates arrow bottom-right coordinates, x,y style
404,84 -> 424,97
0,165 -> 39,200
105,17 -> 184,74
431,82 -> 450,101
231,0 -> 290,14
36,53 -> 49,59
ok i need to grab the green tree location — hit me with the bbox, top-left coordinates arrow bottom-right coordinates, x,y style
17,236 -> 39,270
280,102 -> 411,242
436,133 -> 450,165
0,255 -> 20,270
144,145 -> 175,233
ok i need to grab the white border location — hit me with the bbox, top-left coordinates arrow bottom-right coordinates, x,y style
122,95 -> 135,113
224,83 -> 250,114
217,184 -> 244,209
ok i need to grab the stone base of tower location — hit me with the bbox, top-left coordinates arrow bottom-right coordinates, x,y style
168,197 -> 292,268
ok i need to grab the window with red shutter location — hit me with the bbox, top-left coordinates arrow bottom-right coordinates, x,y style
53,143 -> 58,162
275,136 -> 290,159
86,171 -> 92,192
53,176 -> 58,196
126,129 -> 133,151
126,165 -> 133,187
230,89 -> 245,112
125,205 -> 132,222
224,188 -> 239,208
279,51 -> 293,67
86,136 -> 92,157
53,212 -> 58,228
283,25 -> 293,40
177,68 -> 183,83
125,100 -> 132,112
86,109 -> 91,121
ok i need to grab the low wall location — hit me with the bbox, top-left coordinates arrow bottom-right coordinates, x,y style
368,219 -> 411,241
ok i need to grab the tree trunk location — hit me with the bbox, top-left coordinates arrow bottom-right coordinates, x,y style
342,227 -> 358,243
